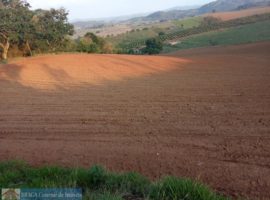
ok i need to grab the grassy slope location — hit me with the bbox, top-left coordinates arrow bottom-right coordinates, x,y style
0,161 -> 229,200
163,20 -> 270,53
172,17 -> 203,29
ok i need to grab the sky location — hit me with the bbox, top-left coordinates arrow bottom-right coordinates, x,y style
27,0 -> 213,21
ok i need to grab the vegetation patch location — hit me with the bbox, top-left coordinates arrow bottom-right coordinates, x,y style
0,161 -> 229,200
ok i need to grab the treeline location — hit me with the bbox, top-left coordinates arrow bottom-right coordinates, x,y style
0,0 -> 114,60
120,13 -> 270,52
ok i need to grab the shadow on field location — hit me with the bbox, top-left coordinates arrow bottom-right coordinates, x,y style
0,63 -> 24,80
41,64 -> 72,82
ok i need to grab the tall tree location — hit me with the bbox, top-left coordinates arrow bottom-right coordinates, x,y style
0,1 -> 74,59
0,0 -> 32,59
34,8 -> 74,52
143,38 -> 163,55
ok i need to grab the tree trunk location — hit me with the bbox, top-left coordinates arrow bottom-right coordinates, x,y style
0,40 -> 9,60
26,40 -> 32,56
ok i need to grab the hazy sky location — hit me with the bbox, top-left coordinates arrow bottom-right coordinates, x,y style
27,0 -> 213,21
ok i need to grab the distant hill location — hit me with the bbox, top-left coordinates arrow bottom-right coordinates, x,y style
73,21 -> 106,29
198,0 -> 270,13
72,13 -> 150,29
141,0 -> 270,22
145,9 -> 197,21
165,5 -> 201,11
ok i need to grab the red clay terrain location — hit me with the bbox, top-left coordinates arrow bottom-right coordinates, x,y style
0,42 -> 270,199
206,6 -> 270,20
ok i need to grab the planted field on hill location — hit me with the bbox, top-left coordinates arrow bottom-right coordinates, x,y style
110,17 -> 203,49
163,20 -> 270,52
206,6 -> 270,21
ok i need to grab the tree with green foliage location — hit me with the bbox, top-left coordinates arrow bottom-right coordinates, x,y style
77,32 -> 100,53
33,8 -> 74,52
77,32 -> 113,54
0,0 -> 33,59
158,32 -> 165,37
142,38 -> 163,55
0,0 -> 74,60
84,32 -> 99,44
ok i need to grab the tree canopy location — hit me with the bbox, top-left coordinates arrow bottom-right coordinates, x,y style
77,32 -> 113,54
0,0 -> 74,60
142,38 -> 163,55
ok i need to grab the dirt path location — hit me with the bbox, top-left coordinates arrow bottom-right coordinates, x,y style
0,42 -> 270,199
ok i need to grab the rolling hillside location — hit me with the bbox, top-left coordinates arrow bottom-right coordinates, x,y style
198,0 -> 270,13
133,0 -> 270,22
112,12 -> 270,51
163,20 -> 270,53
206,6 -> 270,20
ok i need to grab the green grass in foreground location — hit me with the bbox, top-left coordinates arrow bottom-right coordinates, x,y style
0,161 -> 229,200
162,20 -> 270,53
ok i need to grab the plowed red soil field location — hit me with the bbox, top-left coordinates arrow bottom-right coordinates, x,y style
206,6 -> 270,21
0,42 -> 270,199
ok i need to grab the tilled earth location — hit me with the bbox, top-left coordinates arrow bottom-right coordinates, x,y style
0,42 -> 270,199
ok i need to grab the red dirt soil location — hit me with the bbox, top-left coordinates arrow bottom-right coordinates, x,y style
206,6 -> 270,21
0,42 -> 270,199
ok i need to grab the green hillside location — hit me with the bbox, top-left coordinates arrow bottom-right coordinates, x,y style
172,17 -> 203,29
162,20 -> 270,53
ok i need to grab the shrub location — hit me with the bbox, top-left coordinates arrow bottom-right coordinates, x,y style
209,39 -> 218,46
142,38 -> 163,55
76,32 -> 114,54
149,177 -> 228,200
158,32 -> 166,37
